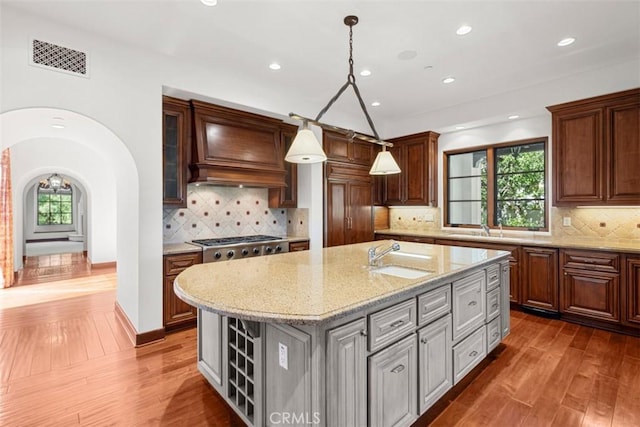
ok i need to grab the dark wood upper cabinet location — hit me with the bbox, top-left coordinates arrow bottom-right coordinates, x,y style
189,100 -> 286,187
547,88 -> 640,206
162,96 -> 190,207
269,123 -> 298,208
324,130 -> 376,166
383,131 -> 439,206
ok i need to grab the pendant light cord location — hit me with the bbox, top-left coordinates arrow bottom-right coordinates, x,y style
314,17 -> 381,141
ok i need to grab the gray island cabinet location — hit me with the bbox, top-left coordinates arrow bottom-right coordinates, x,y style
175,241 -> 510,427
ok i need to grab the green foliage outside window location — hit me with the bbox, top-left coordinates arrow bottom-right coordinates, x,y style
37,191 -> 73,225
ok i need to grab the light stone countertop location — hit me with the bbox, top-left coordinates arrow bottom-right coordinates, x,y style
375,229 -> 640,254
174,241 -> 509,325
163,242 -> 203,256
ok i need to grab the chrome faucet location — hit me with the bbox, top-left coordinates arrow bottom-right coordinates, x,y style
481,224 -> 491,237
368,241 -> 401,266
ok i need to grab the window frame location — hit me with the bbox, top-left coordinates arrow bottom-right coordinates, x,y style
34,185 -> 76,233
443,137 -> 549,231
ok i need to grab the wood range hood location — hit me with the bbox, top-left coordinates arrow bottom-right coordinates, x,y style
189,100 -> 288,188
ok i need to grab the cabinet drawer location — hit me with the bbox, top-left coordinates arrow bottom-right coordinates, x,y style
417,284 -> 451,327
164,252 -> 203,275
453,326 -> 486,384
487,264 -> 500,291
368,299 -> 416,352
561,249 -> 620,272
486,317 -> 501,354
486,286 -> 501,322
452,270 -> 486,343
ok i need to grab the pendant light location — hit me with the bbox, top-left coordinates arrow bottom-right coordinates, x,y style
47,173 -> 63,192
287,15 -> 401,175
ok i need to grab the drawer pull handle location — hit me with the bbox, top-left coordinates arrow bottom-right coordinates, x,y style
492,332 -> 499,338
360,329 -> 367,337
468,301 -> 477,307
469,350 -> 478,357
391,364 -> 405,374
390,320 -> 405,328
490,275 -> 498,281
421,337 -> 428,344
492,303 -> 498,309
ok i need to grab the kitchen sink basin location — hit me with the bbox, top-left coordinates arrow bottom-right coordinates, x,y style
373,265 -> 433,279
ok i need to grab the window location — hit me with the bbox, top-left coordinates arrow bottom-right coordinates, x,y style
445,138 -> 548,230
37,185 -> 73,226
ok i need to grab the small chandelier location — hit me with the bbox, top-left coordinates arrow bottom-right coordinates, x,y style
287,15 -> 401,175
48,173 -> 63,192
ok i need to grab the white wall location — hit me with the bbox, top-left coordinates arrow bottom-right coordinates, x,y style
11,138 -> 116,265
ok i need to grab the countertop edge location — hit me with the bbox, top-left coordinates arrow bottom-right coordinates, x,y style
174,252 -> 510,326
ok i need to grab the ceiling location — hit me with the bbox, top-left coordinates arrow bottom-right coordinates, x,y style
3,0 -> 640,135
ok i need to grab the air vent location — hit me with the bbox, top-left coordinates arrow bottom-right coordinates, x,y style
29,39 -> 89,77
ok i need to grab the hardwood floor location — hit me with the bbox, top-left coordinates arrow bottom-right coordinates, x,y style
14,252 -> 94,286
1,278 -> 639,426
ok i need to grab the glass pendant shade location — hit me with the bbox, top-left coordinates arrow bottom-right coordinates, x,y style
285,128 -> 327,164
369,150 -> 401,175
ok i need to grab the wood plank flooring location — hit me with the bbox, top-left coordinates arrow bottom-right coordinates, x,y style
1,275 -> 639,426
14,252 -> 94,286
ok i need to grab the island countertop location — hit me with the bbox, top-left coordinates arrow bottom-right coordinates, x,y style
174,241 -> 509,325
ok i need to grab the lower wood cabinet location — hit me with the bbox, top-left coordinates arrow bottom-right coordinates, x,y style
163,251 -> 202,331
417,314 -> 452,413
561,269 -> 620,322
368,334 -> 417,427
326,318 -> 367,427
289,240 -> 310,252
521,247 -> 559,312
626,257 -> 640,327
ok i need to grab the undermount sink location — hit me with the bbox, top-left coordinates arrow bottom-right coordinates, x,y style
373,265 -> 433,279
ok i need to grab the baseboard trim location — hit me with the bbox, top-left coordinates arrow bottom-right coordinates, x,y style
92,261 -> 117,270
114,301 -> 166,347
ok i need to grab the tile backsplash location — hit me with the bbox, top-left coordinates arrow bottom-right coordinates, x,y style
551,207 -> 640,240
389,207 -> 441,232
163,185 -> 306,243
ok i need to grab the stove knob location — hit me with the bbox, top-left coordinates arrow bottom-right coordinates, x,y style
226,250 -> 234,258
275,245 -> 282,252
253,247 -> 260,255
214,252 -> 222,260
265,246 -> 273,254
241,248 -> 249,256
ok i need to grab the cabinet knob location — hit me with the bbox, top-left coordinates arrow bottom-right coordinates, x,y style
390,320 -> 405,328
360,329 -> 367,337
420,337 -> 428,344
468,300 -> 477,307
469,350 -> 478,357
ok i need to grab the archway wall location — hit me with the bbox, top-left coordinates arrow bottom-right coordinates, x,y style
11,138 -> 116,265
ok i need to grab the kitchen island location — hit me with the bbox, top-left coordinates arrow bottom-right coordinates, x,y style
175,241 -> 510,427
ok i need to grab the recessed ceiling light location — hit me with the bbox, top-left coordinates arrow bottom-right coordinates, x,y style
442,77 -> 456,84
456,25 -> 472,36
52,117 -> 65,129
508,115 -> 520,120
371,101 -> 381,107
51,124 -> 65,129
269,62 -> 281,70
557,37 -> 576,47
360,69 -> 371,77
398,50 -> 417,60
456,126 -> 465,130
200,0 -> 217,6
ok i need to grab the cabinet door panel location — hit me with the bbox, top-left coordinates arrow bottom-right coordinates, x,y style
347,181 -> 374,245
607,102 -> 640,203
625,258 -> 640,327
326,318 -> 367,427
560,269 -> 619,322
418,314 -> 452,414
369,335 -> 417,427
163,276 -> 197,327
553,109 -> 603,204
522,247 -> 558,311
162,97 -> 189,207
384,144 -> 403,205
198,310 -> 222,387
404,141 -> 427,205
452,270 -> 486,342
326,180 -> 347,247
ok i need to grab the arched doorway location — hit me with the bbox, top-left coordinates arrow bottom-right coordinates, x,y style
1,108 -> 140,317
